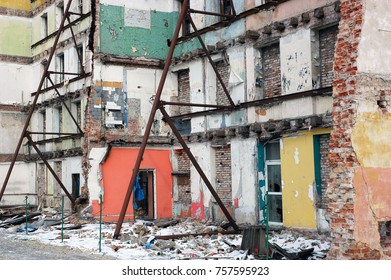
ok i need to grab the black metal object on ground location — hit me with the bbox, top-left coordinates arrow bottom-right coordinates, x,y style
240,226 -> 266,257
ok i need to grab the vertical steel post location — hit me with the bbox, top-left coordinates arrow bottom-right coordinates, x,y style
99,193 -> 102,252
61,195 -> 65,243
0,0 -> 75,202
113,0 -> 190,239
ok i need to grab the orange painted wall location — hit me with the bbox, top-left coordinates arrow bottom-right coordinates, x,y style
96,148 -> 173,222
353,166 -> 391,249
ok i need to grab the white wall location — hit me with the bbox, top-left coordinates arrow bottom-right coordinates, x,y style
0,162 -> 36,206
0,111 -> 27,154
231,137 -> 258,224
280,28 -> 314,95
189,142 -> 216,217
0,63 -> 34,104
357,0 -> 391,75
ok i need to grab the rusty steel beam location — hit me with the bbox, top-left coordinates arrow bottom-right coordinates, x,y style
160,106 -> 239,231
66,15 -> 85,75
113,0 -> 191,239
27,132 -> 83,136
25,133 -> 75,205
47,76 -> 84,134
0,0 -> 76,203
187,13 -> 235,107
189,8 -> 234,18
160,100 -> 231,109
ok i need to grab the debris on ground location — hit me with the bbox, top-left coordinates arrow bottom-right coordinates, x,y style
0,210 -> 331,260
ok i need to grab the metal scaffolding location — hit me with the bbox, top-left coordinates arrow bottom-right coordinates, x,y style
0,0 -> 88,207
1,0 -> 284,238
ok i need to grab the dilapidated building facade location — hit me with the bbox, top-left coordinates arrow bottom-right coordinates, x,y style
1,0 -> 390,259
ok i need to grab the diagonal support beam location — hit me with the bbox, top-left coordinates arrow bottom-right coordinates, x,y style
25,133 -> 75,205
113,0 -> 190,239
0,0 -> 76,202
187,13 -> 235,107
47,76 -> 84,134
160,106 -> 239,231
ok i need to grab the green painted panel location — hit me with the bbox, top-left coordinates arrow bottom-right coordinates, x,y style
99,4 -> 202,59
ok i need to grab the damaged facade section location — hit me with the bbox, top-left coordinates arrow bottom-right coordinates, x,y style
2,0 -> 390,260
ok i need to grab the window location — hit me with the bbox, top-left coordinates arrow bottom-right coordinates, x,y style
56,2 -> 64,28
78,0 -> 83,14
265,141 -> 282,223
220,0 -> 233,17
41,13 -> 48,38
56,53 -> 64,83
40,110 -> 46,140
76,45 -> 84,74
53,106 -> 62,134
41,59 -> 49,89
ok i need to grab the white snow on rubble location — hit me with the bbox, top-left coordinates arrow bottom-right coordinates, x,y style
0,216 -> 330,260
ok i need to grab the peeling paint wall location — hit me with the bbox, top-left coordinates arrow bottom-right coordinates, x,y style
280,129 -> 331,229
327,0 -> 391,259
99,2 -> 179,59
280,29 -> 319,94
231,137 -> 258,224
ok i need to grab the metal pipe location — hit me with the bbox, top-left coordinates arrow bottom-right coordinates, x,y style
160,106 -> 239,231
25,133 -> 75,204
0,0 -> 75,202
187,14 -> 235,107
113,0 -> 190,239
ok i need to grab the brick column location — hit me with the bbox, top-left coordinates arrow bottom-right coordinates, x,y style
327,0 -> 364,259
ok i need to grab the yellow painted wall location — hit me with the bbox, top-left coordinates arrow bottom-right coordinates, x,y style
281,128 -> 330,229
0,0 -> 31,10
0,17 -> 31,56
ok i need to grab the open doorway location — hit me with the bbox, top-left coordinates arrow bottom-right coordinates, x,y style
72,173 -> 80,200
134,170 -> 154,220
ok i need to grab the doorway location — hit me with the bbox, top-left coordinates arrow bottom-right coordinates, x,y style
134,170 -> 154,220
72,173 -> 80,200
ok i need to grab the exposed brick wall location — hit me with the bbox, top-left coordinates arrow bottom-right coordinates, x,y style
176,150 -> 191,205
215,60 -> 230,106
326,0 -> 365,259
215,145 -> 232,208
320,25 -> 338,88
319,134 -> 330,209
177,69 -> 191,115
262,43 -> 281,98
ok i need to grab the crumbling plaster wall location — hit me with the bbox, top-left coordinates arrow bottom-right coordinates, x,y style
231,137 -> 258,224
327,0 -> 391,259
